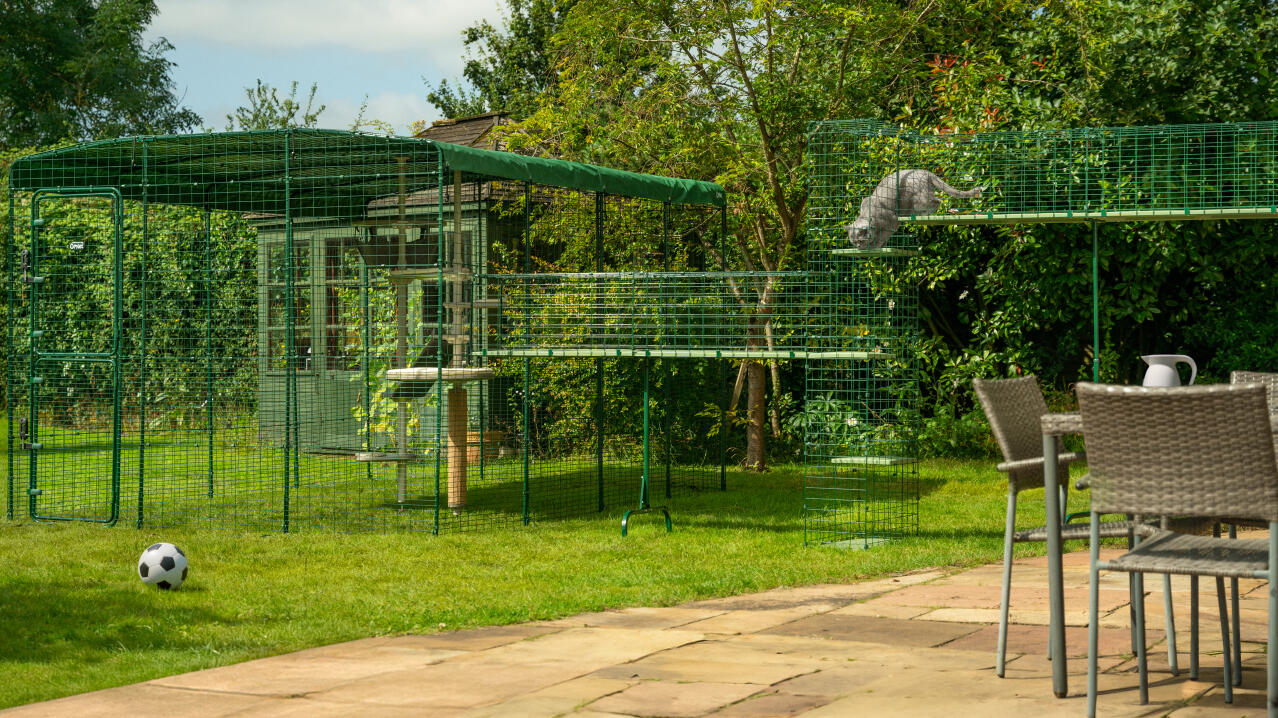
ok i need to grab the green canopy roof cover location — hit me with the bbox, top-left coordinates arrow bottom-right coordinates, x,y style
431,141 -> 724,207
7,129 -> 726,218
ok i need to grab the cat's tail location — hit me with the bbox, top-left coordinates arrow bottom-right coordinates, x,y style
931,175 -> 985,199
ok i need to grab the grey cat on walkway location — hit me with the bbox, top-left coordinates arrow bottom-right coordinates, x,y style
846,170 -> 984,249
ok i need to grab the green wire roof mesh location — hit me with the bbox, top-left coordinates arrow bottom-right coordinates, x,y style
8,129 -> 726,216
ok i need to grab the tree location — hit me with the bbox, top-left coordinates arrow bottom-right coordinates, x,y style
0,0 -> 199,149
506,0 -> 953,470
225,80 -> 325,131
424,0 -> 576,119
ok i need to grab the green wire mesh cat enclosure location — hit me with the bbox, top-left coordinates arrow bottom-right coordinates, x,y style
3,130 -> 765,534
805,118 -> 1278,546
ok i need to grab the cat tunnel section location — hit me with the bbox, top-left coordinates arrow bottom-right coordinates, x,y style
802,118 -> 1278,548
818,119 -> 1278,227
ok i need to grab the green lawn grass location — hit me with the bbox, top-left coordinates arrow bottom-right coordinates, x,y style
0,457 -> 1092,709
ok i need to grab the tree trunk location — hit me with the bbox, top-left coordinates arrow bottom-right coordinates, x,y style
746,358 -> 767,471
769,359 -> 782,437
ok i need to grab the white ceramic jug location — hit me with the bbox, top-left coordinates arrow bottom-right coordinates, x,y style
1140,354 -> 1197,387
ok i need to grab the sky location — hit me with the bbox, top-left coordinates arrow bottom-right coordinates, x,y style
144,0 -> 506,136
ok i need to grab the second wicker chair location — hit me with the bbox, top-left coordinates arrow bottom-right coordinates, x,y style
974,375 -> 1166,678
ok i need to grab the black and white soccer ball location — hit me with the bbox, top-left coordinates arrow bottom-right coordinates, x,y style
137,542 -> 188,590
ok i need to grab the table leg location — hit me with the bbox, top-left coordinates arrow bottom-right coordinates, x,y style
1043,433 -> 1068,697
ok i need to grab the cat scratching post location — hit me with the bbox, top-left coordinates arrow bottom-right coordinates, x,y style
385,367 -> 496,510
447,386 -> 468,509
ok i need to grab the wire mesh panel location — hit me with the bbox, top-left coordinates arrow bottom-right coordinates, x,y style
808,119 -> 1278,231
4,130 -> 735,534
486,271 -> 817,358
805,121 -> 921,547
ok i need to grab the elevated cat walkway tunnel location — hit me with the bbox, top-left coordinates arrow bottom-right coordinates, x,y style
810,118 -> 1278,231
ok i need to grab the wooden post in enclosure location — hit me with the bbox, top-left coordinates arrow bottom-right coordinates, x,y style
447,386 -> 467,509
448,169 -> 469,511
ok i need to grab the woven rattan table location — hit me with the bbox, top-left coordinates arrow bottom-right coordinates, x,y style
1041,411 -> 1082,697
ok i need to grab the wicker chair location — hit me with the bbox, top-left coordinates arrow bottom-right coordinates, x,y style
1079,383 -> 1278,717
1218,370 -> 1278,680
1232,371 -> 1278,415
974,376 -> 1160,678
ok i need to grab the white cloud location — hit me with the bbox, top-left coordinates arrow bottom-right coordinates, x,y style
152,0 -> 503,67
321,92 -> 438,135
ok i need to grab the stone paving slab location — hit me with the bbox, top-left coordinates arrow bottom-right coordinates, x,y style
4,548 -> 1271,717
589,681 -> 768,717
761,613 -> 984,647
708,691 -> 834,717
312,627 -> 706,711
680,606 -> 835,635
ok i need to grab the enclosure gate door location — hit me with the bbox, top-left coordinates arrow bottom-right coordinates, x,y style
24,190 -> 123,525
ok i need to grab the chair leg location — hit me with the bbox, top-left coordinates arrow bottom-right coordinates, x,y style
1190,574 -> 1200,680
1127,518 -> 1139,654
1087,516 -> 1101,718
1060,482 -> 1069,524
1127,573 -> 1140,655
1135,571 -> 1149,704
1217,576 -> 1234,704
1230,525 -> 1242,687
1163,573 -> 1178,676
997,490 -> 1016,677
1266,528 -> 1276,718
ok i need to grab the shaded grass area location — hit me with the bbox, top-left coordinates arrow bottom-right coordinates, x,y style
0,457 -> 1092,709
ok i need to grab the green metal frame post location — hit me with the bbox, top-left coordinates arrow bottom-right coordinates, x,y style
595,192 -> 605,511
361,253 -> 371,483
204,209 -> 214,497
621,356 -> 671,536
282,131 -> 293,533
521,182 -> 532,524
661,203 -> 671,499
1092,222 -> 1100,383
433,157 -> 446,533
719,206 -> 729,491
137,141 -> 149,527
6,189 -> 14,520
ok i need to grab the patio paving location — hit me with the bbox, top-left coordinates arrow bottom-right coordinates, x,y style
5,543 -> 1271,717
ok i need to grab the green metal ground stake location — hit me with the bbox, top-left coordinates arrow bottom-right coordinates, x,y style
621,356 -> 671,537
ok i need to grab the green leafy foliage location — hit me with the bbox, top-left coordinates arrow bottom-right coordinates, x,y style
3,145 -> 260,426
424,0 -> 576,120
0,0 -> 199,149
897,0 -> 1278,429
224,80 -> 325,132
